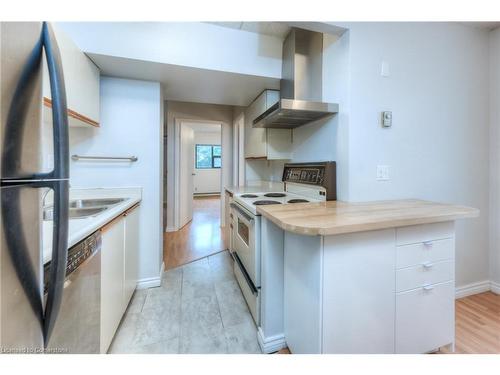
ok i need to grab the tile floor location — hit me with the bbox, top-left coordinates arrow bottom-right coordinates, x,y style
109,250 -> 262,354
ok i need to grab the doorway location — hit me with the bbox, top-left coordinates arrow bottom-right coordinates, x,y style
165,120 -> 224,269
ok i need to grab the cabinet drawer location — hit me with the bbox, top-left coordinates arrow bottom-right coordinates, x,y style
396,238 -> 454,269
396,222 -> 454,246
395,281 -> 454,353
396,260 -> 454,293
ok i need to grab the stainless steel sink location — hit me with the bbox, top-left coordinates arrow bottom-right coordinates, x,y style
43,206 -> 109,221
43,197 -> 129,221
69,207 -> 108,218
69,198 -> 126,209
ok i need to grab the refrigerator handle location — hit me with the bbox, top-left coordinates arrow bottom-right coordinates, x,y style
41,22 -> 69,180
40,22 -> 70,347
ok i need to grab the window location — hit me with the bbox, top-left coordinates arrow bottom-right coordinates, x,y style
195,144 -> 221,169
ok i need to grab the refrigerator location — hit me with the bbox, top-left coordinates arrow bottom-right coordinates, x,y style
0,22 -> 69,353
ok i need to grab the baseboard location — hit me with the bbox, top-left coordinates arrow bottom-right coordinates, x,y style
455,280 -> 491,299
165,226 -> 178,232
491,281 -> 500,295
257,327 -> 286,354
136,262 -> 165,289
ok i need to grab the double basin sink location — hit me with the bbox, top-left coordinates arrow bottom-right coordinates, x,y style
43,198 -> 128,221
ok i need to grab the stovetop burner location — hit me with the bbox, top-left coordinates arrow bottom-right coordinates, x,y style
240,194 -> 258,198
287,199 -> 309,203
264,193 -> 286,198
253,200 -> 282,206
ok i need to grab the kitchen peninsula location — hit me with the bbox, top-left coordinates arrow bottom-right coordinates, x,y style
257,199 -> 479,354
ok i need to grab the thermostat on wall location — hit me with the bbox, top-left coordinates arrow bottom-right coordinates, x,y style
381,111 -> 392,128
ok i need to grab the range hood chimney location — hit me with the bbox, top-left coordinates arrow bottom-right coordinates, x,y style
253,28 -> 339,129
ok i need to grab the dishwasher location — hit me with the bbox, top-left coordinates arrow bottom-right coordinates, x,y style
44,231 -> 101,353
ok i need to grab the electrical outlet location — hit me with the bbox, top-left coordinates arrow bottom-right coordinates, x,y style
376,165 -> 390,181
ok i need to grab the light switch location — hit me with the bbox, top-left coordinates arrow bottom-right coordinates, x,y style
376,165 -> 390,181
381,111 -> 392,128
381,61 -> 390,77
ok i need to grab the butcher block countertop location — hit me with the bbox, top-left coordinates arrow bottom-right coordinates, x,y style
256,199 -> 479,236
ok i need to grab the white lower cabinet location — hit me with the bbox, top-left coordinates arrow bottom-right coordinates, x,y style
100,216 -> 126,353
282,221 -> 456,354
100,204 -> 140,353
124,207 -> 140,307
394,223 -> 455,354
395,281 -> 455,353
321,229 -> 396,354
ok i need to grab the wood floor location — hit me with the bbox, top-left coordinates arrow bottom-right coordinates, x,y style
442,291 -> 500,354
278,292 -> 500,354
164,196 -> 223,270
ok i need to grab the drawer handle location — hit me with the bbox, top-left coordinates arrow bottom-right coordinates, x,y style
421,262 -> 434,270
423,241 -> 433,248
422,284 -> 434,292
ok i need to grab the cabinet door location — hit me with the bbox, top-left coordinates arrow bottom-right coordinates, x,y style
322,229 -> 396,353
100,216 -> 125,353
223,191 -> 231,250
124,207 -> 140,308
244,90 -> 280,159
43,23 -> 100,127
395,281 -> 455,353
244,93 -> 267,158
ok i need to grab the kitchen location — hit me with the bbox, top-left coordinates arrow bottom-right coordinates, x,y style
1,3 -> 500,371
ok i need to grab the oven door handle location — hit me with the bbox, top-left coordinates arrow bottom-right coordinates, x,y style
230,203 -> 254,223
232,252 -> 259,296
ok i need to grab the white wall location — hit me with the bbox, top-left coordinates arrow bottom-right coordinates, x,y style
165,101 -> 233,230
69,77 -> 164,283
283,32 -> 351,198
489,27 -> 500,287
193,131 -> 222,194
56,22 -> 282,79
345,23 -> 490,289
247,23 -> 490,289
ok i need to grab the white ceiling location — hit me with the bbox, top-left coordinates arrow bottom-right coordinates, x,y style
461,22 -> 500,30
88,53 -> 280,107
207,21 -> 348,39
210,21 -> 500,36
208,22 -> 292,39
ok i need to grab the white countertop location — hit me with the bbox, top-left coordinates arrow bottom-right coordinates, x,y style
42,187 -> 142,264
225,180 -> 284,195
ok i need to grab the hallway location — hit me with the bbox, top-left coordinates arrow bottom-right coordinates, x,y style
164,196 -> 223,270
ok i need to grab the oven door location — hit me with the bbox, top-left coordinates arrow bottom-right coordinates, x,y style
231,203 -> 260,287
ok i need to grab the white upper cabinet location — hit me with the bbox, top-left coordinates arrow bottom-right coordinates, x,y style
43,23 -> 100,128
244,90 -> 292,160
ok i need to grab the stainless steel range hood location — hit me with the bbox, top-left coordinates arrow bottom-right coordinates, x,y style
253,28 -> 339,129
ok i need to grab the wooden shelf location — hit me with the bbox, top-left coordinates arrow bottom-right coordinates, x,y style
43,97 -> 100,128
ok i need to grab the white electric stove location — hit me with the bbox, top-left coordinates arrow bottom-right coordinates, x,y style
233,190 -> 322,215
230,162 -> 337,325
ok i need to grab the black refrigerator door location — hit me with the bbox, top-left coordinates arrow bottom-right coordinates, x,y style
1,22 -> 69,182
1,22 -> 69,349
0,184 -> 44,350
0,180 -> 69,350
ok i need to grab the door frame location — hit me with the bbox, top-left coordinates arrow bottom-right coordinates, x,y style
173,118 -> 224,231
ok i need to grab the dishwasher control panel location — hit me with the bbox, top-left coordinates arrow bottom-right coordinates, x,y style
44,230 -> 102,293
